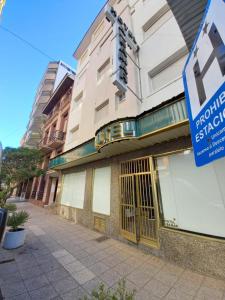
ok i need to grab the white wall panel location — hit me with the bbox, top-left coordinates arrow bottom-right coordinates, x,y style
61,171 -> 86,209
92,167 -> 111,215
157,152 -> 225,237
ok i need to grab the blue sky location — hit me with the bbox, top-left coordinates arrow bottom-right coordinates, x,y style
0,0 -> 106,148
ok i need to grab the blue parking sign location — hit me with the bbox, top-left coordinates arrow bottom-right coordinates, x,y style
183,0 -> 225,166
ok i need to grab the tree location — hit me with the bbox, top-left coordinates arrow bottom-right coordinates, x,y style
0,147 -> 44,206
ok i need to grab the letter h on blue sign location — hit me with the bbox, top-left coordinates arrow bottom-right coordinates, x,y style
193,23 -> 225,106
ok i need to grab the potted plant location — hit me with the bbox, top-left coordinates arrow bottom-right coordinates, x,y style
0,202 -> 17,243
3,210 -> 29,249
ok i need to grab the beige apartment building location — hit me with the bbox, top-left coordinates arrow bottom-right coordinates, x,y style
21,61 -> 75,148
29,74 -> 74,206
48,0 -> 225,279
18,62 -> 75,202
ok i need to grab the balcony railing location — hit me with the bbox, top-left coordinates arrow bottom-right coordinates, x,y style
48,130 -> 64,143
39,136 -> 52,153
39,130 -> 65,152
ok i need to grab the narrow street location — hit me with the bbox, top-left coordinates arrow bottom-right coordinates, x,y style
0,202 -> 224,300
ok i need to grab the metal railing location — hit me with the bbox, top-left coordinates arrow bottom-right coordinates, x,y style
48,130 -> 65,143
40,130 -> 65,148
40,135 -> 49,146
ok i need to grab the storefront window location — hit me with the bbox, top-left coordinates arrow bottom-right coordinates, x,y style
156,151 -> 225,238
92,166 -> 111,215
61,171 -> 86,209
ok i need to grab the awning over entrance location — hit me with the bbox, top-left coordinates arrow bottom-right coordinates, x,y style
49,95 -> 189,170
167,0 -> 208,50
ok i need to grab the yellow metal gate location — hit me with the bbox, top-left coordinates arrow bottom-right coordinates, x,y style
120,156 -> 159,247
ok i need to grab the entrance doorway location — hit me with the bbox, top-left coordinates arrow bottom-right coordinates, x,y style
120,156 -> 159,248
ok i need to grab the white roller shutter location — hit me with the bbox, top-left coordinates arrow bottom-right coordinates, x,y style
61,171 -> 86,209
92,166 -> 111,215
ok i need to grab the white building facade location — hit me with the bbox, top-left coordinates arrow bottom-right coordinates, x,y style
49,0 -> 225,279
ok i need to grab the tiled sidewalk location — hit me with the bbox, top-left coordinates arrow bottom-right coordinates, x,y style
0,202 -> 225,300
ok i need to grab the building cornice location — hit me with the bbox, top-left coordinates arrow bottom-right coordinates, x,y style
73,0 -> 117,60
43,74 -> 74,115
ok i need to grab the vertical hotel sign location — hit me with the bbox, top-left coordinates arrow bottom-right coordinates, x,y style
183,0 -> 225,166
0,0 -> 6,15
105,5 -> 139,94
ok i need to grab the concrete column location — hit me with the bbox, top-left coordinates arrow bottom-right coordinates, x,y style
55,172 -> 62,204
20,181 -> 26,199
48,178 -> 58,205
35,177 -> 41,200
25,179 -> 33,199
23,180 -> 29,199
30,177 -> 37,199
42,175 -> 51,205
56,112 -> 62,131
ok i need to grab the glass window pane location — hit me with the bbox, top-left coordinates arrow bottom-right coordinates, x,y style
157,151 -> 225,237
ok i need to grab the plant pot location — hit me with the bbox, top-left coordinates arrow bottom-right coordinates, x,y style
3,228 -> 26,249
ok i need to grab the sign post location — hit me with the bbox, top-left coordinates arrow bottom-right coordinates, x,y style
183,0 -> 225,166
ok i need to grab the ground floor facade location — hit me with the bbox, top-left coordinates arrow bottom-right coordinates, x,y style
30,95 -> 224,279
52,135 -> 225,280
28,173 -> 60,206
16,167 -> 60,207
2,201 -> 225,299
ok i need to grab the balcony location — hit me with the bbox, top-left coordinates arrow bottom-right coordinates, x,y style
48,130 -> 65,148
44,108 -> 59,127
39,130 -> 65,153
39,136 -> 52,153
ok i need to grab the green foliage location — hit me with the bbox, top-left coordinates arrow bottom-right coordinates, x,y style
0,190 -> 9,207
0,147 -> 44,204
2,203 -> 17,212
82,279 -> 136,300
7,210 -> 29,231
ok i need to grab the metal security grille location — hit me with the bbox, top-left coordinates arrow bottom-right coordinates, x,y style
120,175 -> 136,242
121,156 -> 151,174
136,173 -> 157,243
120,157 -> 159,247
